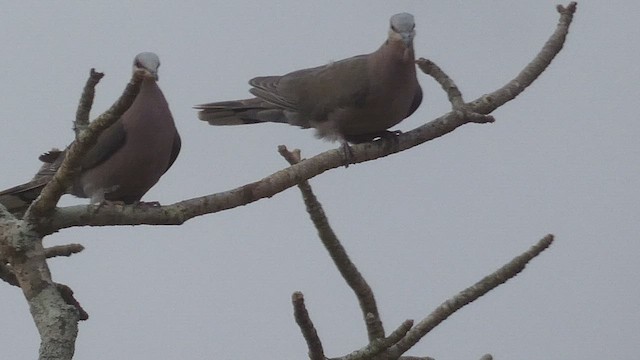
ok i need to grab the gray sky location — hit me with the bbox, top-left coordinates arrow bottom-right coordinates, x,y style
1,1 -> 638,359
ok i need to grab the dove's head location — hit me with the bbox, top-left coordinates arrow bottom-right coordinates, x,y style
388,13 -> 416,47
133,52 -> 161,81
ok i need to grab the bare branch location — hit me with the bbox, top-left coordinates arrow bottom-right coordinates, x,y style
279,146 -> 384,341
416,59 -> 465,109
292,292 -> 325,360
33,103 -> 456,227
74,68 -> 105,136
44,243 -> 84,258
33,107 -> 465,229
468,2 -> 577,114
24,69 -> 145,220
386,235 -> 555,358
417,1 -> 575,124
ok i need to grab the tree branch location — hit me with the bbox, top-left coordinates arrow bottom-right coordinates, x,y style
280,146 -> 385,341
44,244 -> 85,258
33,106 -> 500,231
416,59 -> 465,109
386,235 -> 554,358
468,2 -> 577,114
416,58 -> 495,125
292,292 -> 325,360
74,69 -> 105,136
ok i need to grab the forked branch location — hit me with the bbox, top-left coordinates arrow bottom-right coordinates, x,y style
280,146 -> 385,341
282,146 -> 556,359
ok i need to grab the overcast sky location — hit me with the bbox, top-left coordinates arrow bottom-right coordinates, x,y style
1,1 -> 638,359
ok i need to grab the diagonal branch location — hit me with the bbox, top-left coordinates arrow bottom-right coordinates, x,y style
469,2 -> 577,114
280,146 -> 385,341
385,235 -> 555,358
33,116 -> 515,230
24,69 -> 145,220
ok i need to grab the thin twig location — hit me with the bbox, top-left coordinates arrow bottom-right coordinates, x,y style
279,146 -> 385,341
416,59 -> 465,109
74,69 -> 105,136
386,235 -> 554,358
44,244 -> 84,258
417,58 -> 494,124
24,69 -> 145,220
292,292 -> 325,360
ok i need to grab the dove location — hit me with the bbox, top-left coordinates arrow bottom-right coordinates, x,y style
0,52 -> 181,214
195,13 -> 422,159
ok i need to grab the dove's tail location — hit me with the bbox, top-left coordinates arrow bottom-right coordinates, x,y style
0,149 -> 64,215
195,98 -> 291,126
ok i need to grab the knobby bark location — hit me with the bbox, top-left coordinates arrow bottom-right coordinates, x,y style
0,3 -> 577,359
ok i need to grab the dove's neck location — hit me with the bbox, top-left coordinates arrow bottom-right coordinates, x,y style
380,38 -> 415,64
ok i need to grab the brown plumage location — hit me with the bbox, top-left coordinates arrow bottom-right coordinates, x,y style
195,13 -> 422,145
0,52 -> 181,214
